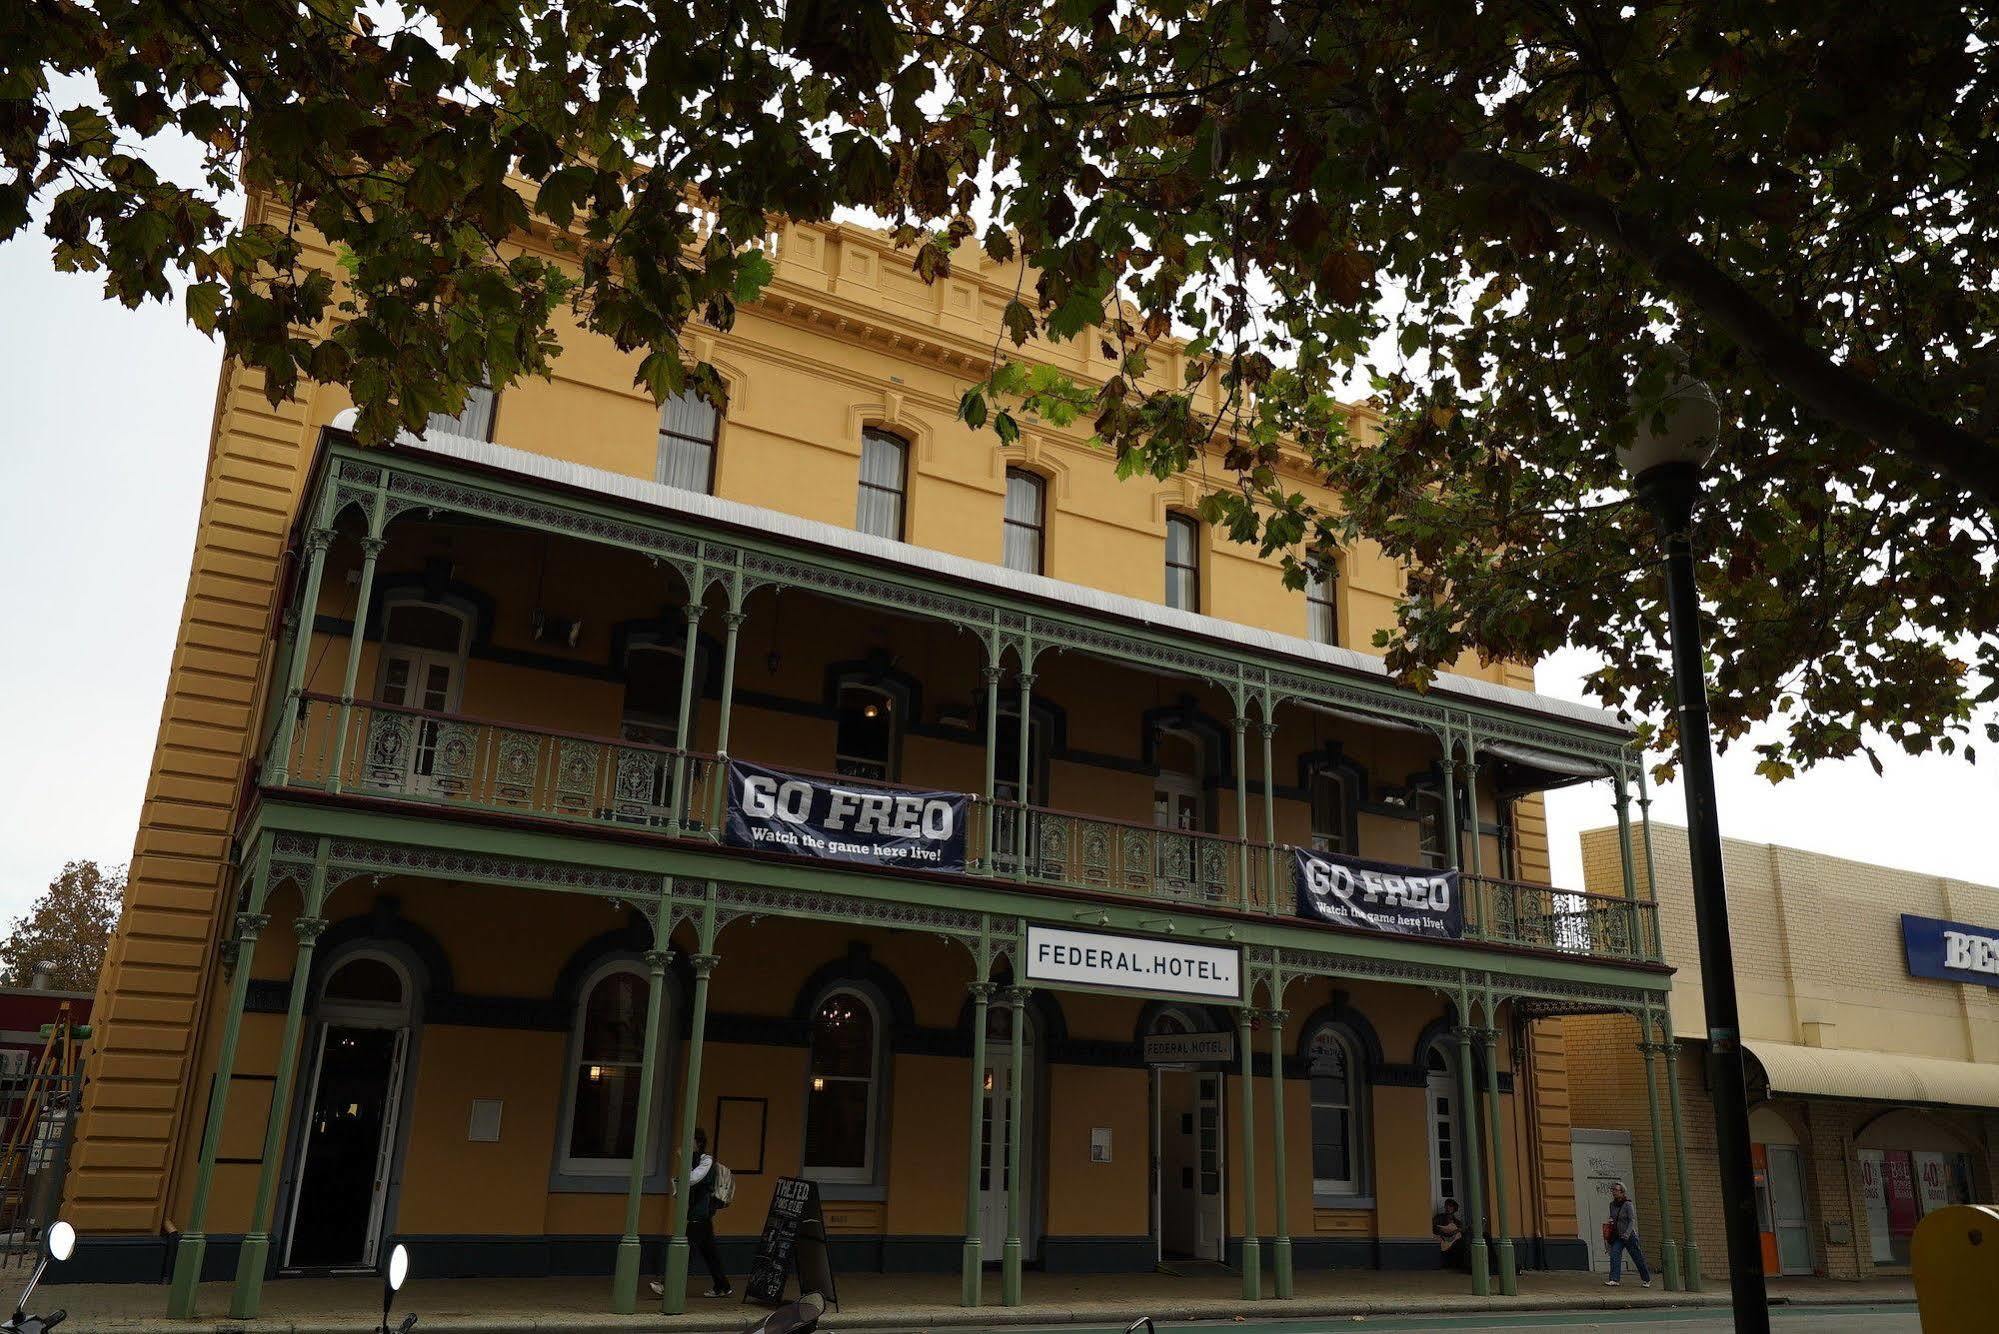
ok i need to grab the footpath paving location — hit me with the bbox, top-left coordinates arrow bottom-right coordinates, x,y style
43,1269 -> 1916,1333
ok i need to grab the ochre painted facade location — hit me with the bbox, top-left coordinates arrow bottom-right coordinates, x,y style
74,192 -> 1653,1302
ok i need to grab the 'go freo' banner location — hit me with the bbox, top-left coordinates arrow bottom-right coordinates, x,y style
723,758 -> 969,873
1294,847 -> 1464,940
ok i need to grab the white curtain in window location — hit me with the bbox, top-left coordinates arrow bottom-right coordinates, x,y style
856,431 -> 907,538
1165,515 -> 1199,609
657,390 -> 719,493
1003,470 -> 1044,574
425,384 -> 495,441
1307,568 -> 1337,643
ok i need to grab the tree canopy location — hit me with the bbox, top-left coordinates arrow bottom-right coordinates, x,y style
1,860 -> 123,992
6,0 -> 1995,775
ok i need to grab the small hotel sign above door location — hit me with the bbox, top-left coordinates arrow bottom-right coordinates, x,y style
1142,1031 -> 1235,1066
1023,925 -> 1242,1001
1902,914 -> 1999,988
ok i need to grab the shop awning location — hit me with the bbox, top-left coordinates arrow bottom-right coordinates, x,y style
1479,739 -> 1611,794
1744,1039 -> 1999,1112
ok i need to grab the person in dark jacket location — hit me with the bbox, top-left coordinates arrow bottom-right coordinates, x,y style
1432,1198 -> 1469,1271
651,1128 -> 733,1299
1605,1181 -> 1652,1287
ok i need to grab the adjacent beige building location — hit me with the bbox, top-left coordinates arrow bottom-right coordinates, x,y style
1566,824 -> 1998,1281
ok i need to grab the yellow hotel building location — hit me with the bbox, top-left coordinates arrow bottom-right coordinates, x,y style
71,193 -> 1682,1317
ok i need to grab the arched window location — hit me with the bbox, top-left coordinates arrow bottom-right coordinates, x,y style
1003,469 -> 1046,574
1309,768 -> 1351,855
1164,513 -> 1201,611
856,429 -> 909,539
835,684 -> 898,780
1306,565 -> 1338,644
804,988 -> 882,1183
558,961 -> 666,1177
657,389 -> 720,494
1308,1027 -> 1364,1197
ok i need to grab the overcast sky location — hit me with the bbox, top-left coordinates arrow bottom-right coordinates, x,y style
2,231 -> 1995,922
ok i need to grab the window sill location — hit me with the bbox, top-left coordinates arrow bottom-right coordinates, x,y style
1312,1193 -> 1375,1211
812,1180 -> 888,1203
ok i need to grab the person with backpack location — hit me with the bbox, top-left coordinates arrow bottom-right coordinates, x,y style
652,1128 -> 734,1299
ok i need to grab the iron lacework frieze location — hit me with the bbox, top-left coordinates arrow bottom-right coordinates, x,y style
321,836 -> 662,898
313,444 -> 1632,771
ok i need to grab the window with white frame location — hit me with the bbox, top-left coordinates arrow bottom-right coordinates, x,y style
559,961 -> 663,1176
856,429 -> 909,539
804,987 -> 881,1182
1306,565 -> 1338,644
425,383 -> 497,441
1309,1026 -> 1365,1196
1003,469 -> 1046,574
1309,767 -> 1351,854
1415,788 -> 1449,869
657,389 -> 720,493
1164,512 -> 1200,610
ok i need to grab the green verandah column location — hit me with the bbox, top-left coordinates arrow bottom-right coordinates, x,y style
1265,996 -> 1293,1298
1658,1012 -> 1702,1290
1233,714 -> 1251,912
325,491 -> 388,794
611,928 -> 673,1313
1001,985 -> 1029,1305
265,517 -> 336,788
166,836 -> 275,1319
1236,1005 -> 1261,1299
661,892 -> 719,1315
1013,671 -> 1035,883
1638,1016 -> 1683,1290
666,602 -> 704,837
960,978 -> 995,1306
1453,1017 -> 1491,1297
228,851 -> 332,1319
1476,1021 -> 1517,1295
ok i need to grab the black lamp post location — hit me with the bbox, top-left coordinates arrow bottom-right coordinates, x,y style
1620,372 -> 1770,1334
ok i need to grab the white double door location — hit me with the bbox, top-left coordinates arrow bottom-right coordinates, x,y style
978,1042 -> 1034,1260
1154,1068 -> 1225,1261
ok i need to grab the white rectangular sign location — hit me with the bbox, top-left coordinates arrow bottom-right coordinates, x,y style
1023,925 -> 1241,1001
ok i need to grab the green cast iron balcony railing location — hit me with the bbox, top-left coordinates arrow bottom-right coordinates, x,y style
269,697 -> 1660,965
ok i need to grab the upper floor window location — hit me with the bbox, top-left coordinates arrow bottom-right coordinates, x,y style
426,383 -> 496,441
1003,469 -> 1046,575
1416,788 -> 1448,869
993,705 -> 1048,806
804,987 -> 882,1183
856,429 -> 909,539
657,389 -> 720,494
1308,1026 -> 1365,1196
1306,565 -> 1338,645
1164,513 -> 1200,611
560,961 -> 665,1177
1309,768 -> 1351,855
835,684 -> 898,781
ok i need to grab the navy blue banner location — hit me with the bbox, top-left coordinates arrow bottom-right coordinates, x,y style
1901,913 -> 1999,988
1294,847 -> 1463,940
723,759 -> 969,873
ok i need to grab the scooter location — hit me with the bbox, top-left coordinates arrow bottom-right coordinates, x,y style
380,1242 -> 416,1334
2,1219 -> 76,1333
742,1289 -> 825,1334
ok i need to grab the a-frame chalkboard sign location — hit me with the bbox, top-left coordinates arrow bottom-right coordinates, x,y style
743,1176 -> 840,1310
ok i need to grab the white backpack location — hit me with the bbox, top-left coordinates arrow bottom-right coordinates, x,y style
710,1160 -> 736,1209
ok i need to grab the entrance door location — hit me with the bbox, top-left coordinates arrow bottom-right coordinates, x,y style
1754,1143 -> 1813,1275
284,1025 -> 408,1268
1425,1045 -> 1461,1211
978,1008 -> 1034,1261
365,600 -> 470,797
1152,769 -> 1203,898
1154,1068 -> 1224,1261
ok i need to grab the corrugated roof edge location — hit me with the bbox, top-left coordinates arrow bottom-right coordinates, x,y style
330,415 -> 1631,742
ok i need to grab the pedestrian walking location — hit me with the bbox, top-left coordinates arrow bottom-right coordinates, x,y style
1603,1181 -> 1653,1287
650,1128 -> 735,1300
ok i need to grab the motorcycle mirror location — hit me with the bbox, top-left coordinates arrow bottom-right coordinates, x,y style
45,1222 -> 76,1263
387,1243 -> 410,1293
1126,1319 -> 1155,1334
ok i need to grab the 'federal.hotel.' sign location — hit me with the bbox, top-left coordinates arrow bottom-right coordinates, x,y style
1901,914 -> 1999,988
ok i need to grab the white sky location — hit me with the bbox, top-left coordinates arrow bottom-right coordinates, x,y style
2,225 -> 1994,920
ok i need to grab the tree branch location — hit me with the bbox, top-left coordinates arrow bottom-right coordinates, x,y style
1451,150 -> 1999,512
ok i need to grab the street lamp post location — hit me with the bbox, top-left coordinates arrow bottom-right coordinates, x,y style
1620,372 -> 1770,1334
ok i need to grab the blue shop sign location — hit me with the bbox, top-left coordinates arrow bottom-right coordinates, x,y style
1901,914 -> 1999,988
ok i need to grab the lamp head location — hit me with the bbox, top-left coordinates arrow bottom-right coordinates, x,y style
45,1221 -> 75,1263
1619,360 -> 1720,480
387,1242 -> 410,1293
